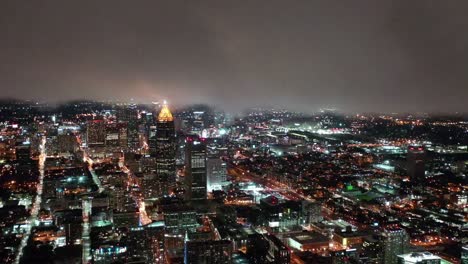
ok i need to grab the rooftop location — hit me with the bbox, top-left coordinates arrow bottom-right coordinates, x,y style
397,252 -> 441,262
158,102 -> 173,122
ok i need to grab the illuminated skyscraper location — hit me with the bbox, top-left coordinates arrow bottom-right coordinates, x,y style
155,102 -> 176,195
86,120 -> 106,147
105,122 -> 127,149
116,103 -> 139,150
185,136 -> 207,200
148,124 -> 157,156
206,147 -> 227,192
382,226 -> 409,264
302,201 -> 323,225
407,146 -> 425,185
206,157 -> 227,192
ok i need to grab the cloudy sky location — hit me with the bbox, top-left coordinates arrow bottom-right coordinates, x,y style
0,1 -> 467,113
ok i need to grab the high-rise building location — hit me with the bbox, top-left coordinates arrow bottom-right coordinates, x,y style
87,120 -> 106,147
57,134 -> 78,154
116,103 -> 136,123
162,204 -> 198,233
191,111 -> 205,135
105,122 -> 127,148
185,136 -> 207,200
141,111 -> 155,153
162,203 -> 199,255
184,240 -> 233,264
206,155 -> 227,192
148,124 -> 157,156
362,235 -> 383,263
382,226 -> 410,264
407,146 -> 425,185
302,201 -> 323,225
155,102 -> 176,194
116,104 -> 140,149
15,141 -> 35,172
127,226 -> 165,264
462,245 -> 468,264
265,234 -> 290,264
142,172 -> 167,200
15,142 -> 31,162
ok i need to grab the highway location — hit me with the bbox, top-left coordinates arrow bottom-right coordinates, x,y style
14,136 -> 46,264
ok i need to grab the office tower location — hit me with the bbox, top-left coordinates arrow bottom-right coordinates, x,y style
162,204 -> 198,233
148,124 -> 157,156
407,146 -> 425,184
142,171 -> 167,200
15,142 -> 31,162
206,153 -> 227,192
15,142 -> 35,172
162,203 -> 198,255
57,134 -> 78,154
155,102 -> 176,194
87,120 -> 106,147
141,111 -> 155,153
184,240 -> 233,264
185,136 -> 207,200
127,226 -> 165,264
116,103 -> 136,122
382,226 -> 410,264
116,103 -> 139,150
105,123 -> 127,148
302,200 -> 323,225
191,111 -> 205,135
362,235 -> 383,263
247,234 -> 270,264
265,234 -> 290,264
462,245 -> 468,264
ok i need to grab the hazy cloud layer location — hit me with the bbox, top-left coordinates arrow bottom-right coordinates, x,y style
0,1 -> 467,113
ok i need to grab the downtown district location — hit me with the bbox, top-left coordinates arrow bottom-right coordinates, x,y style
0,100 -> 466,264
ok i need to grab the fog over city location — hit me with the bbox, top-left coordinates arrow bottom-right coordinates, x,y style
1,1 -> 467,113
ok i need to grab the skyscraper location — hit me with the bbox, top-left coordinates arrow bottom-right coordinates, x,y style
86,120 -> 106,147
185,136 -> 207,200
302,200 -> 323,225
184,240 -> 233,264
382,226 -> 410,264
116,103 -> 139,150
155,102 -> 176,195
462,245 -> 468,264
127,225 -> 165,264
15,142 -> 31,162
148,123 -> 157,156
206,148 -> 227,192
105,122 -> 127,149
407,146 -> 425,185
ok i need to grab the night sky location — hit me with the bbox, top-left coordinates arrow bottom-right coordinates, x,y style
0,1 -> 467,113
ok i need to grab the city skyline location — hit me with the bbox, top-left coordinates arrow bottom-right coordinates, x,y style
0,97 -> 465,264
0,2 -> 466,263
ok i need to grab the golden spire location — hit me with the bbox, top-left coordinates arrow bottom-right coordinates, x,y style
158,100 -> 174,122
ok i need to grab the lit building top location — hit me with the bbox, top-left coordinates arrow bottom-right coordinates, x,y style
158,101 -> 174,122
397,252 -> 441,263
